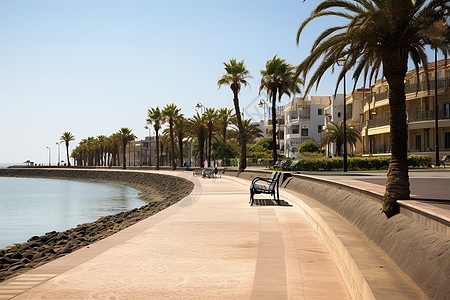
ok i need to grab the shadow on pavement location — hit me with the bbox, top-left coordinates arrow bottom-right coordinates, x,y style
252,199 -> 292,207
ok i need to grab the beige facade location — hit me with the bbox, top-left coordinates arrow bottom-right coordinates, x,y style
361,59 -> 450,161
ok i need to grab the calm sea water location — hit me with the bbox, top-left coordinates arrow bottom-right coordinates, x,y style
0,177 -> 145,249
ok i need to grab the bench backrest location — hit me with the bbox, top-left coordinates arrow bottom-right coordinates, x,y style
441,155 -> 448,161
268,172 -> 281,189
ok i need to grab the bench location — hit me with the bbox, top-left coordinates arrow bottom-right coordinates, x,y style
192,169 -> 204,176
249,171 -> 281,206
440,155 -> 449,168
202,167 -> 219,178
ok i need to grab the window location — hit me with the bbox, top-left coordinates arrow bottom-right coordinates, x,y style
318,108 -> 323,115
301,128 -> 309,136
292,128 -> 299,134
318,125 -> 323,133
445,132 -> 450,149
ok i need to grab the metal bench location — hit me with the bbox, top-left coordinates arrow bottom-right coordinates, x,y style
202,167 -> 219,178
192,169 -> 204,176
249,171 -> 281,206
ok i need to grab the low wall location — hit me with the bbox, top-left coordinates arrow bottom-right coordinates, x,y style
0,168 -> 194,283
226,169 -> 449,299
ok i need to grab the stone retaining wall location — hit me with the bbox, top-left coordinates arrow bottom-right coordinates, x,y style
0,169 -> 194,283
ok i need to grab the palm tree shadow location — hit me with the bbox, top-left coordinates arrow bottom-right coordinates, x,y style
252,198 -> 292,206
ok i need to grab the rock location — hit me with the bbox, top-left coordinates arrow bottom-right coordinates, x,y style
27,235 -> 41,242
11,252 -> 22,260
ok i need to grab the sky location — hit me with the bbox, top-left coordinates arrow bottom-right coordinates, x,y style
0,1 -> 441,165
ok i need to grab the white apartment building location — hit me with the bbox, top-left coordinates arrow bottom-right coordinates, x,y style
280,96 -> 330,157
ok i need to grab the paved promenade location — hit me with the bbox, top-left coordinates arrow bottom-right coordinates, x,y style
0,171 -> 350,299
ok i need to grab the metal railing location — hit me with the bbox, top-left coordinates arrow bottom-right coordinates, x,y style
367,117 -> 390,128
408,109 -> 450,122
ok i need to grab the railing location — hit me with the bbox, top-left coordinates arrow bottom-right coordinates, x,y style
404,77 -> 450,94
408,109 -> 450,122
367,117 -> 390,128
373,144 -> 391,154
361,77 -> 450,107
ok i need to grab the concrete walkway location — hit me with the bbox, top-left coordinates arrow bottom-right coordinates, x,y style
0,171 -> 350,299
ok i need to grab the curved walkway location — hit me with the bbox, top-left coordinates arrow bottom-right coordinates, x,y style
0,170 -> 349,299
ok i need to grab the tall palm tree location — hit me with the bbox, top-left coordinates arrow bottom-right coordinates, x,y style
296,0 -> 449,216
147,107 -> 164,170
217,108 -> 234,143
117,128 -> 136,169
204,108 -> 217,167
218,58 -> 252,173
320,121 -> 361,156
162,103 -> 181,170
188,113 -> 207,167
60,132 -> 75,166
97,135 -> 107,166
174,114 -> 188,167
259,56 -> 295,162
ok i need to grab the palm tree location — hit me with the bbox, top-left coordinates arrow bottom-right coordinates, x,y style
97,135 -> 107,166
147,107 -> 164,170
260,56 -> 296,162
117,128 -> 136,169
296,0 -> 449,216
60,132 -> 75,166
216,108 -> 234,143
204,108 -> 217,167
218,58 -> 252,173
320,121 -> 361,157
174,114 -> 188,167
188,113 -> 207,167
162,104 -> 181,170
230,118 -> 264,144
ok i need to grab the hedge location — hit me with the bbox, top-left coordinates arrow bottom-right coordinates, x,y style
274,155 -> 432,171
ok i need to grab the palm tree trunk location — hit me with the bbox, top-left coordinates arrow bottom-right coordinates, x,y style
65,142 -> 70,166
233,89 -> 246,173
199,133 -> 205,167
271,88 -> 278,162
208,129 -> 212,167
155,131 -> 160,170
178,132 -> 183,167
122,142 -> 127,169
382,51 -> 410,217
169,122 -> 176,170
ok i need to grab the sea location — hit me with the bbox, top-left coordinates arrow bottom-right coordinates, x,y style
0,177 -> 145,249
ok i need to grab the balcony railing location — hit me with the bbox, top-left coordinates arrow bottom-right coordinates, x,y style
361,77 -> 450,107
367,117 -> 390,128
363,144 -> 391,154
408,109 -> 450,122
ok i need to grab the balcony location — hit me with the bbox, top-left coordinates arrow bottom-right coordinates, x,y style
289,137 -> 312,146
367,117 -> 390,128
363,144 -> 391,154
405,77 -> 450,94
408,109 -> 450,122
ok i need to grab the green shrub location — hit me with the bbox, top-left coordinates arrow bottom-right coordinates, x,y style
298,139 -> 319,153
272,154 -> 432,171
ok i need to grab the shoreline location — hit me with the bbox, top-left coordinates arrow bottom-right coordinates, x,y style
0,168 -> 194,283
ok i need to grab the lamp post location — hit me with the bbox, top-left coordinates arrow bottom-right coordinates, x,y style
56,141 -> 62,166
145,125 -> 152,166
434,49 -> 440,167
46,146 -> 51,166
337,59 -> 348,172
195,102 -> 205,115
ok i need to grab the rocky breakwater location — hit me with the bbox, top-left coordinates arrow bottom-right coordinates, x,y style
0,168 -> 194,283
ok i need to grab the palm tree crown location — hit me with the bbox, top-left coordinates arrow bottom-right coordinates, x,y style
320,121 -> 361,156
296,0 -> 449,216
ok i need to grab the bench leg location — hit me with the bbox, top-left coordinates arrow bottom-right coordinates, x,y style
250,190 -> 254,206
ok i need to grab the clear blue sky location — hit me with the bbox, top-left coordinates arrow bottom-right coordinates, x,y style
0,1 -> 440,164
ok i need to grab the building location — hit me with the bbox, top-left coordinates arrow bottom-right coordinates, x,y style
361,59 -> 450,161
279,96 -> 330,157
125,136 -> 158,167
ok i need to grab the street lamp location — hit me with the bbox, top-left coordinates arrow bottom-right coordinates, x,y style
46,146 -> 51,166
56,141 -> 62,166
259,99 -> 268,133
145,125 -> 152,166
337,59 -> 348,172
434,49 -> 440,167
195,102 -> 205,114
